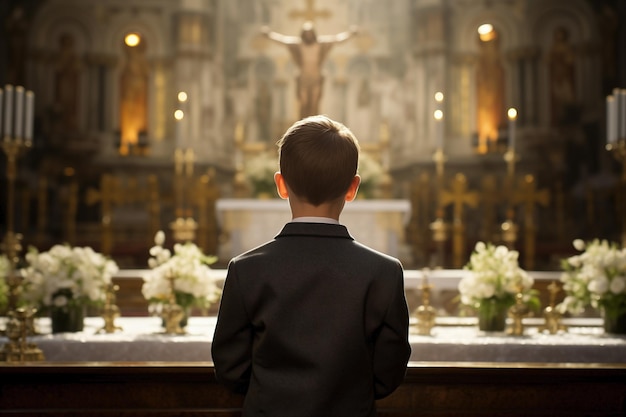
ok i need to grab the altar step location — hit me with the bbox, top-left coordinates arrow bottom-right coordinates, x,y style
1,363 -> 624,416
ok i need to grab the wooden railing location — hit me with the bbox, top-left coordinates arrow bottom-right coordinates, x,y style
1,362 -> 625,416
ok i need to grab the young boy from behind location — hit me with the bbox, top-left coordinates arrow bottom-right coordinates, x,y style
212,115 -> 411,417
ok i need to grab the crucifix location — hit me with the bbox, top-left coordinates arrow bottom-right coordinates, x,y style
86,174 -> 161,255
440,173 -> 479,268
289,0 -> 331,21
513,174 -> 550,270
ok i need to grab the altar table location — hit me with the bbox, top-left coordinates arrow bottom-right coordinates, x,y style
111,268 -> 564,317
4,316 -> 624,364
215,198 -> 411,261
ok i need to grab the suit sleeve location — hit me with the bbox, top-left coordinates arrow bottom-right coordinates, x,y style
211,261 -> 253,394
372,263 -> 411,399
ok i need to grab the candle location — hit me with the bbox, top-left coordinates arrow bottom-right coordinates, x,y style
434,92 -> 444,150
618,89 -> 626,140
174,109 -> 184,148
422,268 -> 430,288
24,90 -> 34,142
434,110 -> 443,150
507,108 -> 517,150
613,88 -> 621,143
4,84 -> 13,138
607,95 -> 617,144
14,86 -> 24,139
0,88 -> 3,140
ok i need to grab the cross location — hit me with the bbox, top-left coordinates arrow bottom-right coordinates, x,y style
85,174 -> 161,255
440,173 -> 479,222
289,0 -> 331,22
513,174 -> 550,225
440,173 -> 479,267
513,174 -> 550,269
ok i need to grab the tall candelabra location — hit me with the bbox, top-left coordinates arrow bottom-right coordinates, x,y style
430,148 -> 447,267
429,94 -> 447,267
1,85 -> 34,310
501,108 -> 519,249
605,88 -> 626,247
170,91 -> 198,243
170,147 -> 198,242
0,85 -> 43,362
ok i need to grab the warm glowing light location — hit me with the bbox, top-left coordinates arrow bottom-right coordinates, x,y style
508,108 -> 518,120
178,91 -> 188,102
478,24 -> 493,36
478,23 -> 496,42
124,33 -> 141,47
174,110 -> 184,121
434,109 -> 443,120
435,92 -> 444,102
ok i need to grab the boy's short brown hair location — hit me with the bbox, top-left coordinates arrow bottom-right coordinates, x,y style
277,115 -> 360,206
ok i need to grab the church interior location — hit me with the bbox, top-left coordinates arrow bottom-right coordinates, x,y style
1,0 -> 626,415
0,0 -> 625,271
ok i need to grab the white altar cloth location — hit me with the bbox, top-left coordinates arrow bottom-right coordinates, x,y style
3,316 -> 624,364
215,199 -> 411,261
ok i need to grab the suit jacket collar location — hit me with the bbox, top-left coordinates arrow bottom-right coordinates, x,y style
276,222 -> 354,240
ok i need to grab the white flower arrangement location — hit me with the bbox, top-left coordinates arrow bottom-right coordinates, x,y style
558,239 -> 626,316
357,152 -> 384,199
244,152 -> 278,197
20,245 -> 119,310
142,231 -> 221,311
0,254 -> 9,310
458,241 -> 536,310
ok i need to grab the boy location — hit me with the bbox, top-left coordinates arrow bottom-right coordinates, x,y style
212,115 -> 411,417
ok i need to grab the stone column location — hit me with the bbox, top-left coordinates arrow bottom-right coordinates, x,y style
174,1 -> 222,165
410,2 -> 448,161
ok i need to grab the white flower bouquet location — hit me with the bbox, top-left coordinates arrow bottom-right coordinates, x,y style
558,239 -> 626,317
244,151 -> 278,197
458,242 -> 538,329
142,231 -> 221,312
459,242 -> 535,307
357,152 -> 384,199
21,244 -> 119,311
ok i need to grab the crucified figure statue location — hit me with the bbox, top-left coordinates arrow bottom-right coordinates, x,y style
261,21 -> 358,119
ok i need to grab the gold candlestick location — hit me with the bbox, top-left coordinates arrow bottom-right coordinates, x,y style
97,284 -> 123,334
539,281 -> 567,334
414,268 -> 437,336
161,275 -> 185,335
0,307 -> 45,362
429,209 -> 447,268
430,148 -> 447,267
507,284 -> 530,336
503,148 -> 517,179
1,85 -> 35,312
171,147 -> 198,242
606,140 -> 626,247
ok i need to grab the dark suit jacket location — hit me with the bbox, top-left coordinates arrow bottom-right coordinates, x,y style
212,222 -> 411,417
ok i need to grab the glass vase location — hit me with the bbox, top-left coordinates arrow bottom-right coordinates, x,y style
602,307 -> 626,335
51,304 -> 86,333
477,299 -> 508,332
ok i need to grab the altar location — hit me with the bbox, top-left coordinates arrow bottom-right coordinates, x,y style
4,315 -> 625,364
215,199 -> 411,262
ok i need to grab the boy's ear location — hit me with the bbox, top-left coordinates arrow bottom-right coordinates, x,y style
274,172 -> 289,199
345,175 -> 361,202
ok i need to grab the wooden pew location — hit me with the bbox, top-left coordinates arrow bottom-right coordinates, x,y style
1,362 -> 625,416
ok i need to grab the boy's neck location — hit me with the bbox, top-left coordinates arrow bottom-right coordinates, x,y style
288,198 -> 346,221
